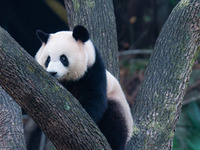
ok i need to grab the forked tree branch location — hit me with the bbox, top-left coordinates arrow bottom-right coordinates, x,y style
127,0 -> 200,149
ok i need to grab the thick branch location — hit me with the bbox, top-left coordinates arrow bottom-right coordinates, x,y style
0,27 -> 111,150
128,0 -> 200,149
0,87 -> 26,150
64,0 -> 119,78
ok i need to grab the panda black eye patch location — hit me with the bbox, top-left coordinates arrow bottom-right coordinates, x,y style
45,56 -> 50,68
60,54 -> 69,67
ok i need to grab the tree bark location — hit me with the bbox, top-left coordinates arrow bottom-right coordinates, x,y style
0,27 -> 111,150
64,0 -> 119,79
127,0 -> 200,149
0,87 -> 26,150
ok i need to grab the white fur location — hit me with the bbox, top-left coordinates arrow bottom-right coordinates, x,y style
106,70 -> 133,142
35,31 -> 95,81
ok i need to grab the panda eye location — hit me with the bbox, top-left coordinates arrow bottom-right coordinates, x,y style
45,56 -> 50,68
60,54 -> 69,67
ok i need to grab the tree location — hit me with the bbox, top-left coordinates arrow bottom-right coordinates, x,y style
127,0 -> 200,149
0,87 -> 26,150
64,0 -> 119,78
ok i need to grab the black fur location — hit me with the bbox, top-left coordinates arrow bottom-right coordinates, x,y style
60,54 -> 69,67
72,25 -> 89,42
60,47 -> 128,150
45,56 -> 50,68
98,100 -> 128,150
36,30 -> 49,44
60,48 -> 107,123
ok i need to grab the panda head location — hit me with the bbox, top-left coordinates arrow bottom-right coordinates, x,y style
35,25 -> 95,81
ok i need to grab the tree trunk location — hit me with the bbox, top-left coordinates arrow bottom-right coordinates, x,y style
64,0 -> 119,78
0,27 -> 111,150
127,0 -> 200,149
0,87 -> 26,150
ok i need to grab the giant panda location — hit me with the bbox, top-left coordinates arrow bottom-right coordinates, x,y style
35,25 -> 133,150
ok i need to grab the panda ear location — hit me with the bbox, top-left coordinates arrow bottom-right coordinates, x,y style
72,25 -> 89,42
36,30 -> 49,44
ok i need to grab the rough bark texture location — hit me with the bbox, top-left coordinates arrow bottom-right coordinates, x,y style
127,0 -> 200,150
64,0 -> 119,79
0,87 -> 26,150
0,27 -> 111,150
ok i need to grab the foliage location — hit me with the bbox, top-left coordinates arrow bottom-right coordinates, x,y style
121,58 -> 149,74
173,102 -> 200,150
173,69 -> 200,150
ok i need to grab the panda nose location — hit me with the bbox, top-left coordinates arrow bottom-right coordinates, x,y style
49,72 -> 57,76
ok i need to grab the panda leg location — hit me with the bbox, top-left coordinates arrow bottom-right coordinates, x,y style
98,100 -> 128,150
